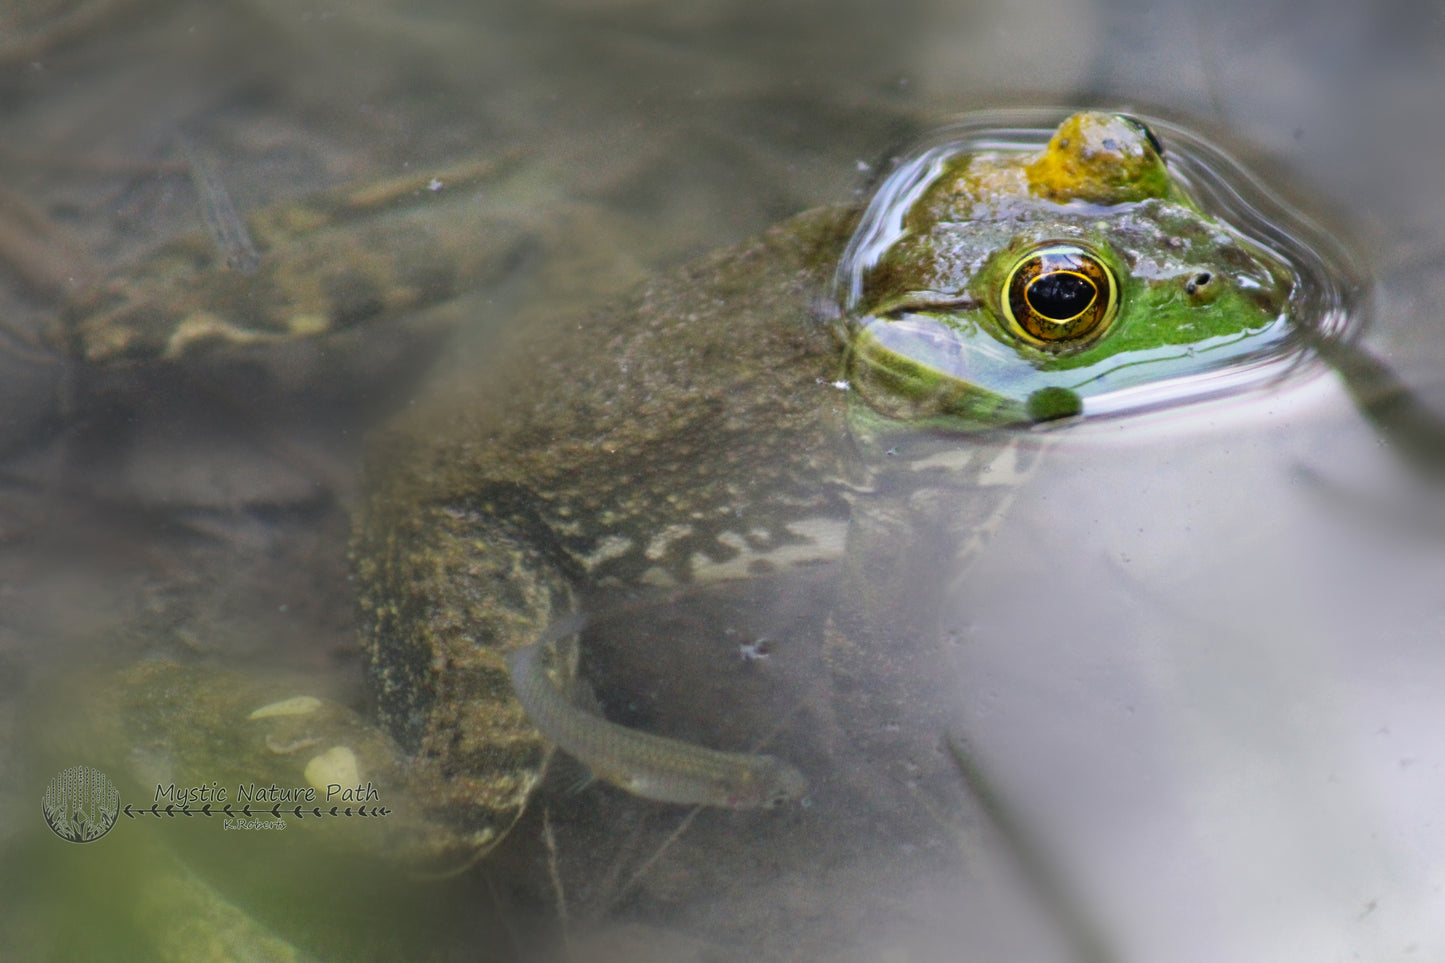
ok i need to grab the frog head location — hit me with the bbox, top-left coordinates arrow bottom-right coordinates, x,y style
835,110 -> 1301,430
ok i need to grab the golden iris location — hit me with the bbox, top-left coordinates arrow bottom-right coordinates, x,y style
1002,244 -> 1118,345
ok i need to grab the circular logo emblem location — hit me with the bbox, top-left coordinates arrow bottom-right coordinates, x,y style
42,765 -> 120,843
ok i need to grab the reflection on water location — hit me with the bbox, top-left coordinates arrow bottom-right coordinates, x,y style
0,1 -> 1442,961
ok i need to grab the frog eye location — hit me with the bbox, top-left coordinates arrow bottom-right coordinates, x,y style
1001,243 -> 1119,346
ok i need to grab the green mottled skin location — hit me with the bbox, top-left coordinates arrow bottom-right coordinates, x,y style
353,111 -> 1293,856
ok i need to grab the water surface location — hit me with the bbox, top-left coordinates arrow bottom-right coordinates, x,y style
0,1 -> 1442,961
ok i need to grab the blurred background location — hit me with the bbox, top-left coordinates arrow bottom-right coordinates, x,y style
0,1 -> 1441,960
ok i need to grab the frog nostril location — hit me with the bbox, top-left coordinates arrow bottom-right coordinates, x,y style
1185,271 -> 1214,296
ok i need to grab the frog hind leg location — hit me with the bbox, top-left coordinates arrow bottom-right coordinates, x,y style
353,489 -> 580,856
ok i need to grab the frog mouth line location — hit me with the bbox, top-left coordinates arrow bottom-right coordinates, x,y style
878,294 -> 981,317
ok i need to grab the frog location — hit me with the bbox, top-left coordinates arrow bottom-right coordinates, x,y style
349,109 -> 1298,860
16,110 -> 1323,959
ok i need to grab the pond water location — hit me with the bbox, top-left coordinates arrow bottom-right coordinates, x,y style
0,1 -> 1442,961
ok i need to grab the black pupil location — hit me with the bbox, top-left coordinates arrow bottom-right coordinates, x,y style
1026,271 -> 1097,321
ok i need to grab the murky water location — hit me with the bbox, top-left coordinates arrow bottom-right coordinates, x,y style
0,1 -> 1443,961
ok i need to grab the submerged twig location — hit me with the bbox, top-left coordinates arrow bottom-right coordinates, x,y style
1304,329 -> 1445,482
944,734 -> 1118,963
177,133 -> 260,275
599,804 -> 704,920
542,808 -> 573,959
483,869 -> 524,961
593,702 -> 805,919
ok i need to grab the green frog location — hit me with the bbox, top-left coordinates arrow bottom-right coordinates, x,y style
350,109 -> 1298,859
23,110 -> 1325,959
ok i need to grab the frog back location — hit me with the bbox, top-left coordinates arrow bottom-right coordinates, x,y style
351,205 -> 857,851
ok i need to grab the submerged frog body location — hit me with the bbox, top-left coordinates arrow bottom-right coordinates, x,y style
352,110 -> 1299,859
20,109 -> 1347,960
49,157 -> 535,364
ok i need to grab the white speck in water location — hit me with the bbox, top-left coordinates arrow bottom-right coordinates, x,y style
739,638 -> 771,662
427,178 -> 444,192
